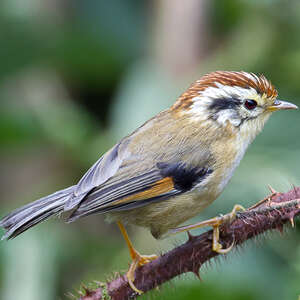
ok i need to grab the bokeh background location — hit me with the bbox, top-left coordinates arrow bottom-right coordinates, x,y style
0,0 -> 300,299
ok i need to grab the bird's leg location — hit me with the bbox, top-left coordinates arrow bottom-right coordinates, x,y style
117,221 -> 158,294
169,205 -> 245,254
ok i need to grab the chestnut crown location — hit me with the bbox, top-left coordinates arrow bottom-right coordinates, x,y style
173,71 -> 297,128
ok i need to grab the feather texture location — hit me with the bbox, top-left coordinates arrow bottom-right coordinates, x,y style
0,186 -> 75,239
68,163 -> 212,221
64,139 -> 131,210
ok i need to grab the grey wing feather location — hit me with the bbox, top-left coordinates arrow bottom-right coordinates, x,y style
67,162 -> 213,222
64,138 -> 131,210
67,167 -> 179,222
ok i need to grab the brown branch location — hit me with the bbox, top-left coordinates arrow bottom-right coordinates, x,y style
78,187 -> 300,300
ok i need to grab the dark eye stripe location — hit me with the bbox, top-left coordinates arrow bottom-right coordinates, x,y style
209,97 -> 241,112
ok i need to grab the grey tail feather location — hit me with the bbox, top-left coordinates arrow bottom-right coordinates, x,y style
0,186 -> 76,240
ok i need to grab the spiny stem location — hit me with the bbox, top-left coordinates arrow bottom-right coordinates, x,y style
78,186 -> 300,300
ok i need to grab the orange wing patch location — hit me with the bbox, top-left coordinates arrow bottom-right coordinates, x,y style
113,177 -> 174,205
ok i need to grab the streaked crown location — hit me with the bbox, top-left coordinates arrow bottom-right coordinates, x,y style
172,71 -> 278,111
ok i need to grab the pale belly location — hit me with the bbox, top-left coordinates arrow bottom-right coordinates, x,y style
109,181 -> 218,239
110,137 -> 249,239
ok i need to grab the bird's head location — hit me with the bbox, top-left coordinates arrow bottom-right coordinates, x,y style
172,71 -> 298,139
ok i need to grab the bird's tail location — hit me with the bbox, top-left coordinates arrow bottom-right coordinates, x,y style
0,186 -> 75,240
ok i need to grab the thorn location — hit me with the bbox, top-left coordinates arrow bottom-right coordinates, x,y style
293,184 -> 297,194
187,231 -> 195,242
293,185 -> 300,198
268,185 -> 277,195
192,267 -> 202,281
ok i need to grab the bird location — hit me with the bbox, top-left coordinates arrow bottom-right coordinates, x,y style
0,71 -> 298,294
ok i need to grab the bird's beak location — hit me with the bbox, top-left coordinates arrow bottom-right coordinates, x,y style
267,99 -> 298,112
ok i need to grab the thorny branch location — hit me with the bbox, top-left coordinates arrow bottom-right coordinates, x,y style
77,187 -> 300,300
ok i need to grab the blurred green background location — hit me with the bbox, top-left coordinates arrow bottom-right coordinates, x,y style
0,0 -> 300,299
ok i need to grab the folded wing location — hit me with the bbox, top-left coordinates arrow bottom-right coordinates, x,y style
68,162 -> 213,221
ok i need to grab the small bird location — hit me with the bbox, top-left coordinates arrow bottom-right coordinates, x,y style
0,71 -> 297,294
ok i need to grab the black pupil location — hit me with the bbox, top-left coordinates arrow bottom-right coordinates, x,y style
244,99 -> 257,110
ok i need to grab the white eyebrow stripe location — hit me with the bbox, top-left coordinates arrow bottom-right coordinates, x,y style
198,84 -> 258,101
186,82 -> 260,125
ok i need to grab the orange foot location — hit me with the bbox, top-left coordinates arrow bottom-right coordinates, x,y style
127,250 -> 158,294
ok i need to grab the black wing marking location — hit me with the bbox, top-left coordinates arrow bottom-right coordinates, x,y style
157,162 -> 213,191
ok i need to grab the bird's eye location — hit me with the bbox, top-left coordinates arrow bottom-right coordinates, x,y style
244,99 -> 257,110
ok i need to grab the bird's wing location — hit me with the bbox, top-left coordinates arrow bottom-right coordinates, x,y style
65,110 -> 214,213
64,138 -> 131,210
68,162 -> 213,222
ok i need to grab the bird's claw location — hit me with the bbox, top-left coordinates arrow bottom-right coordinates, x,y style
170,204 -> 245,254
228,204 -> 246,222
213,237 -> 235,254
127,252 -> 158,294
